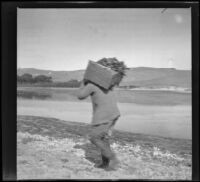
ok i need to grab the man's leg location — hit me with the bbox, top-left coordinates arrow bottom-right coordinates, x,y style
90,133 -> 115,161
89,122 -> 119,169
91,132 -> 120,170
101,133 -> 116,160
89,135 -> 109,168
101,133 -> 119,170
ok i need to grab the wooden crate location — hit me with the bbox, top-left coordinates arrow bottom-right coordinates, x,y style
84,61 -> 118,89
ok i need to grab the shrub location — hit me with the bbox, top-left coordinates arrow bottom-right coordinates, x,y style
96,57 -> 129,86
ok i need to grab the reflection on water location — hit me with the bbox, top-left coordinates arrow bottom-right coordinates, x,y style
17,87 -> 83,102
17,87 -> 191,105
17,90 -> 52,100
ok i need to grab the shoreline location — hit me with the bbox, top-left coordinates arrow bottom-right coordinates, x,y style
17,115 -> 191,154
17,113 -> 191,141
17,100 -> 192,140
17,86 -> 191,93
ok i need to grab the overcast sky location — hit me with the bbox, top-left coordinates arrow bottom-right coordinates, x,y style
17,8 -> 191,71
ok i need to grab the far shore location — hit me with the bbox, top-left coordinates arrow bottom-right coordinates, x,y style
17,85 -> 191,93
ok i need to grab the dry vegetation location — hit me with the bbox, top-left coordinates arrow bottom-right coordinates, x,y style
17,115 -> 191,180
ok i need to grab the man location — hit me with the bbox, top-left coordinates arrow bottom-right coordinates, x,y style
77,79 -> 120,170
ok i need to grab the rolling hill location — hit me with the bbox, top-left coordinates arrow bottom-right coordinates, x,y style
17,67 -> 191,88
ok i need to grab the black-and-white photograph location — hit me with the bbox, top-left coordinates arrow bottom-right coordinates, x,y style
17,8 -> 192,180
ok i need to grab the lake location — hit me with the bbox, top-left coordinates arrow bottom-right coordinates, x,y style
17,87 -> 192,139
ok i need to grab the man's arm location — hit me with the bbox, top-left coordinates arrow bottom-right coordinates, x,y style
77,82 -> 94,100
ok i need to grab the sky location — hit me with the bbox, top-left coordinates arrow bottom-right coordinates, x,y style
17,8 -> 191,71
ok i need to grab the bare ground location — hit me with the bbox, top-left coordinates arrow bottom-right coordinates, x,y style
17,115 -> 191,180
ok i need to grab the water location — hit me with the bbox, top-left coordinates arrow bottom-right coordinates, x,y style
17,87 -> 191,105
17,87 -> 192,139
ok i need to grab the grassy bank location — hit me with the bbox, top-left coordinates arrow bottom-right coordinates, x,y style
17,115 -> 191,180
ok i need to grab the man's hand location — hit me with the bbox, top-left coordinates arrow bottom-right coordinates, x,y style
77,79 -> 94,100
79,79 -> 87,88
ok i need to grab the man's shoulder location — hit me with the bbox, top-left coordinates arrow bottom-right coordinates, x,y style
85,83 -> 97,91
86,82 -> 114,93
86,82 -> 95,87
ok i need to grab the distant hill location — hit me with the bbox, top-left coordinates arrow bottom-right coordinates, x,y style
121,67 -> 191,88
17,67 -> 191,88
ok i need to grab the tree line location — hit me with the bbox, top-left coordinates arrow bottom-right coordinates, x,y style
17,73 -> 81,87
17,73 -> 52,83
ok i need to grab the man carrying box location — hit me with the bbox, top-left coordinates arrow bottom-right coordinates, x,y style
77,58 -> 128,170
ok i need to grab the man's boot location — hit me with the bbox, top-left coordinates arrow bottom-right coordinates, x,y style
95,155 -> 109,168
105,156 -> 120,171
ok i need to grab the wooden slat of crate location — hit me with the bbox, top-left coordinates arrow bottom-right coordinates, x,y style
84,61 -> 117,89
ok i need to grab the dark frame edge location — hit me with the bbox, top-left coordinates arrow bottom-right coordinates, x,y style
1,2 -> 17,181
191,3 -> 199,181
1,1 -> 199,181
